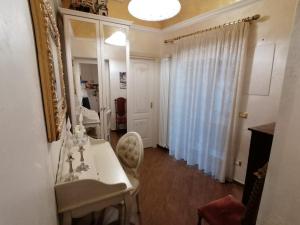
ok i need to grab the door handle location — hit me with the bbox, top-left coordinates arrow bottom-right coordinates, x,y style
239,112 -> 248,119
150,102 -> 153,109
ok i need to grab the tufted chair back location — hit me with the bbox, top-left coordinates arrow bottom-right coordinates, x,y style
116,132 -> 144,177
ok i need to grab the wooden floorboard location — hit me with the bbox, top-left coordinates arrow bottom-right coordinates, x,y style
138,148 -> 243,225
75,132 -> 243,225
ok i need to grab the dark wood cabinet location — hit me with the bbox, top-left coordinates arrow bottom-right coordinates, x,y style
242,123 -> 275,205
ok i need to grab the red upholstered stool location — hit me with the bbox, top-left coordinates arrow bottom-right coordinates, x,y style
197,195 -> 246,225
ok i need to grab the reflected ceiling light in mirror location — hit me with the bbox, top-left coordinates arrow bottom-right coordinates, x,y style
128,0 -> 181,21
105,31 -> 126,46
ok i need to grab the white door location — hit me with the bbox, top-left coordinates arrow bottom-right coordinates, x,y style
128,59 -> 155,148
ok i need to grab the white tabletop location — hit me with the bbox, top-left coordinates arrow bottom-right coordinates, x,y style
57,138 -> 132,190
90,141 -> 132,189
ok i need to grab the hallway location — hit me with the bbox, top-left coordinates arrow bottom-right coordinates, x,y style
75,132 -> 242,225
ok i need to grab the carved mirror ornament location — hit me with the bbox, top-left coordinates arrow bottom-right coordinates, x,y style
29,0 -> 67,142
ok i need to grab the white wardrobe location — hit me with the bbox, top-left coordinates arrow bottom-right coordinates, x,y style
60,8 -> 131,140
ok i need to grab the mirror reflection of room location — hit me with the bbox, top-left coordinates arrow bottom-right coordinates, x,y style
103,25 -> 127,138
68,18 -> 128,140
79,63 -> 99,112
69,19 -> 101,138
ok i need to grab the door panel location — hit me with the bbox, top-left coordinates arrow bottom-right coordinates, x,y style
129,59 -> 154,148
133,118 -> 151,145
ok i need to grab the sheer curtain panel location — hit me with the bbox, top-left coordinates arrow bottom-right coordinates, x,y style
159,58 -> 171,148
168,22 -> 249,182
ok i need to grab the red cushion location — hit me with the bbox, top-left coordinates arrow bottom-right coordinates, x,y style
198,195 -> 246,225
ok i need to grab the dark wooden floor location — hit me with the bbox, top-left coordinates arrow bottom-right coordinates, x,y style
138,149 -> 242,225
111,131 -> 243,225
110,130 -> 125,150
75,131 -> 243,225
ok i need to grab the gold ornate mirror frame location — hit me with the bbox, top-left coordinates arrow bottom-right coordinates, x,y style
29,0 -> 67,142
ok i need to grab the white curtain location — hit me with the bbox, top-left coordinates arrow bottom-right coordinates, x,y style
159,58 -> 171,147
168,22 -> 249,182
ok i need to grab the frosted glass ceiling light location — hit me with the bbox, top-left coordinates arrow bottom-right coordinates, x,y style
128,0 -> 181,21
105,31 -> 126,46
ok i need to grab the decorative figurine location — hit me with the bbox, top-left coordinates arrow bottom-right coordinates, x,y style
64,152 -> 79,182
74,112 -> 86,139
76,144 -> 90,172
74,112 -> 90,172
69,0 -> 108,16
97,0 -> 108,16
66,118 -> 74,153
64,119 -> 79,182
69,0 -> 97,13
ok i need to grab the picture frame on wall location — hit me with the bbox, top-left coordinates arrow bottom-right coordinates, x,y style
120,72 -> 126,89
29,0 -> 67,142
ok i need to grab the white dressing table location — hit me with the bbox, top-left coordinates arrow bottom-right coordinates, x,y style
55,138 -> 132,225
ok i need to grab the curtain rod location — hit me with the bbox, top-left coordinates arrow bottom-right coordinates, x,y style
164,14 -> 260,44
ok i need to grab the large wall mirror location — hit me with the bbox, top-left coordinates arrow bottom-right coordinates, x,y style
64,15 -> 129,141
100,22 -> 129,140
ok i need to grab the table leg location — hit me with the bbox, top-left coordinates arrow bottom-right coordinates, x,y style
124,194 -> 132,225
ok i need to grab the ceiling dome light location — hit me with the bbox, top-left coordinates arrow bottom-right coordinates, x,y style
128,0 -> 181,21
105,31 -> 126,46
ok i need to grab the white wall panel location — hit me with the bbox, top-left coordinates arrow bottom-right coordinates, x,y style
248,44 -> 275,96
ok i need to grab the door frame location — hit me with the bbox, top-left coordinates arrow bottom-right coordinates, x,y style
72,57 -> 98,112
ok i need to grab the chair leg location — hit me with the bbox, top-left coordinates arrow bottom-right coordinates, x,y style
62,212 -> 72,225
119,204 -> 125,225
97,209 -> 105,225
92,211 -> 102,225
136,194 -> 141,214
124,194 -> 133,225
197,215 -> 202,225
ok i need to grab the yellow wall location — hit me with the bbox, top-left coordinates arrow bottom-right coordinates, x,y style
62,0 -> 240,29
70,20 -> 97,38
107,0 -> 162,28
62,0 -> 162,28
161,0 -> 239,27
